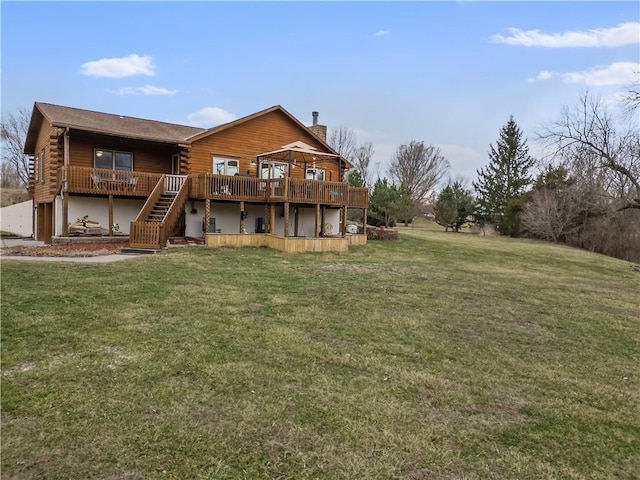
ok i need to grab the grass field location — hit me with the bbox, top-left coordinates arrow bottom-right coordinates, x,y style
2,223 -> 639,479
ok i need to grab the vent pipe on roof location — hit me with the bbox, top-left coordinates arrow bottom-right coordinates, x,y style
308,111 -> 326,142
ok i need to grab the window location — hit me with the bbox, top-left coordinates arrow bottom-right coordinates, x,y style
39,148 -> 45,182
306,168 -> 324,181
213,157 -> 239,176
94,149 -> 133,171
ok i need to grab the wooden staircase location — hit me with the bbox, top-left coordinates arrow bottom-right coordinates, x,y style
129,175 -> 189,250
146,193 -> 177,222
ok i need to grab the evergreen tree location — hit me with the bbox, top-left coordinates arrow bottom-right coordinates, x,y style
368,178 -> 413,227
433,181 -> 475,232
473,116 -> 535,235
347,170 -> 365,188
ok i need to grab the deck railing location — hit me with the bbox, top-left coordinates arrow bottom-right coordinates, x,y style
347,187 -> 369,208
160,176 -> 190,246
287,178 -> 349,205
58,168 -> 369,207
129,222 -> 164,249
196,174 -> 267,202
60,167 -> 162,197
130,175 -> 190,249
195,174 -> 367,206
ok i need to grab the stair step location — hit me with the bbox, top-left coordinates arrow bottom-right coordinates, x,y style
121,247 -> 161,255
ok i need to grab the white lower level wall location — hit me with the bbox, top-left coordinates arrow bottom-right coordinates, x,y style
55,196 -> 146,235
185,202 -> 342,238
50,196 -> 343,238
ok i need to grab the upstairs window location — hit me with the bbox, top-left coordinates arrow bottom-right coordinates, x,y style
94,149 -> 133,171
306,168 -> 325,181
213,157 -> 239,176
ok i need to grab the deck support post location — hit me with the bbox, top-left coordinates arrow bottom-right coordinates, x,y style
269,204 -> 276,235
362,207 -> 368,235
264,203 -> 270,233
294,207 -> 299,237
108,194 -> 114,237
342,206 -> 348,237
62,192 -> 69,236
320,206 -> 326,237
315,204 -> 320,237
204,199 -> 210,235
239,201 -> 245,233
283,202 -> 290,238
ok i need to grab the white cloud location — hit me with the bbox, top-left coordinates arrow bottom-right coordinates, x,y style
375,30 -> 389,37
492,22 -> 640,48
528,62 -> 639,86
80,54 -> 156,78
530,70 -> 554,82
187,107 -> 237,128
562,62 -> 639,86
111,85 -> 177,96
602,91 -> 629,110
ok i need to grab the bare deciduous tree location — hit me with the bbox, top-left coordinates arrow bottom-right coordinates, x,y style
328,125 -> 357,165
0,159 -> 23,188
537,91 -> 640,211
1,107 -> 31,188
621,78 -> 640,116
389,140 -> 449,204
352,142 -> 375,188
521,187 -> 586,243
530,91 -> 640,262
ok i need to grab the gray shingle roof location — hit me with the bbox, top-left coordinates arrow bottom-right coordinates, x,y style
35,102 -> 205,144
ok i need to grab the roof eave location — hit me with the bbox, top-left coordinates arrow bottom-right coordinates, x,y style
51,122 -> 190,145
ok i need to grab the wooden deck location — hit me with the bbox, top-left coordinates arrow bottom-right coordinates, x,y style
60,168 -> 368,208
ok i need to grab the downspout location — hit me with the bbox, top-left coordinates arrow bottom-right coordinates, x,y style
63,128 -> 70,185
62,128 -> 70,236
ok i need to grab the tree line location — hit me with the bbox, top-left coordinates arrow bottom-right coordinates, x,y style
331,88 -> 639,263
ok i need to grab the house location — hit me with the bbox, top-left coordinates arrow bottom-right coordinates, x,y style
24,103 -> 369,252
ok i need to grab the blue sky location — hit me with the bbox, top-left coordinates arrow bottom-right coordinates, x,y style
2,1 -> 638,184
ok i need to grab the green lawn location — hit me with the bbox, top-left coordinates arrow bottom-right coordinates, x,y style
2,225 -> 639,479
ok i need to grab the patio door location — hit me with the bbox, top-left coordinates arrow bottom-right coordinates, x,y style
260,162 -> 288,179
172,154 -> 180,175
260,162 -> 289,198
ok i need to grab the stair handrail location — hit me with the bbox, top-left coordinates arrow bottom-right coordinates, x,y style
133,175 -> 166,223
158,176 -> 190,247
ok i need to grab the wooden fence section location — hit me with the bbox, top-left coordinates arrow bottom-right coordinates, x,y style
205,233 -> 362,253
61,167 -> 162,197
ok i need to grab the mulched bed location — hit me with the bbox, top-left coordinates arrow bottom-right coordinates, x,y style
1,243 -> 125,257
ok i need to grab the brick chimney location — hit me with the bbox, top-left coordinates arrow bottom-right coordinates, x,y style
307,111 -> 327,142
